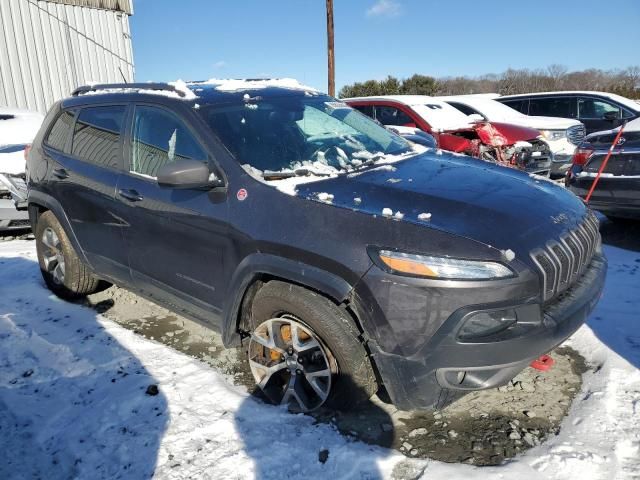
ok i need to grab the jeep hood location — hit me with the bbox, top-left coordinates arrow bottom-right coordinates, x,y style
296,152 -> 588,257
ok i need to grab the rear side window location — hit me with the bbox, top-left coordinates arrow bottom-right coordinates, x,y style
46,110 -> 76,152
72,106 -> 126,168
130,105 -> 206,178
352,105 -> 374,118
529,97 -> 577,118
501,99 -> 528,114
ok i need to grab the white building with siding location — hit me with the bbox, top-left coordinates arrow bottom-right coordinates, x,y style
0,0 -> 134,114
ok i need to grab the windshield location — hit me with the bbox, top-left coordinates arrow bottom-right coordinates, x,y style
465,98 -> 526,121
199,94 -> 411,175
411,101 -> 474,131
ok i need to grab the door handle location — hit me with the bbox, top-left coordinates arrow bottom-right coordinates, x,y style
52,168 -> 69,179
118,188 -> 143,202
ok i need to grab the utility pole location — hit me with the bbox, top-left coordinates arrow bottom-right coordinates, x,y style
326,0 -> 335,96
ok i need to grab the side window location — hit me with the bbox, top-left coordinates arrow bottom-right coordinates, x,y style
72,105 -> 126,168
375,106 -> 414,126
352,105 -> 374,119
46,110 -> 76,152
501,99 -> 527,114
578,98 -> 620,120
622,108 -> 636,119
529,97 -> 577,118
130,105 -> 206,178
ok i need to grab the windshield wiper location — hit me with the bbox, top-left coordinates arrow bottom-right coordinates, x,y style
262,168 -> 333,180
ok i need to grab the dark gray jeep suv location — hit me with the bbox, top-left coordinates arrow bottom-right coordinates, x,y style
26,80 -> 607,412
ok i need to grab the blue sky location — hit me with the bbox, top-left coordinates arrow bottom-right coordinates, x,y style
130,0 -> 640,92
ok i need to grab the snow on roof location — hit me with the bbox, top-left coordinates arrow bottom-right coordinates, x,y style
191,78 -> 318,93
499,91 -> 640,112
343,94 -> 437,106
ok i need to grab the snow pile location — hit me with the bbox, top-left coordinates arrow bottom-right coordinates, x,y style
0,108 -> 44,147
0,238 -> 638,479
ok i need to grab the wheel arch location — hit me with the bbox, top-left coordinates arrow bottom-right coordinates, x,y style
28,190 -> 91,266
221,253 -> 362,347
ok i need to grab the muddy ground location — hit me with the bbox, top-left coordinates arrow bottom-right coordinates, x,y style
84,282 -> 587,466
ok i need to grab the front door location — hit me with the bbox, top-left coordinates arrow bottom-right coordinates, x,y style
578,97 -> 624,134
116,104 -> 229,324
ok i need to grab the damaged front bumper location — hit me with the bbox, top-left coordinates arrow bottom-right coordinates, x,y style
361,254 -> 607,411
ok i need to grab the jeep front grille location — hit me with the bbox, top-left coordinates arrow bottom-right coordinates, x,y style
567,124 -> 586,145
531,213 -> 600,302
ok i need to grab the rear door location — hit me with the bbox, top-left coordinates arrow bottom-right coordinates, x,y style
528,96 -> 578,120
46,104 -> 131,281
116,103 -> 229,324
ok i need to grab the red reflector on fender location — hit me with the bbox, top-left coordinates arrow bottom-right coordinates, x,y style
530,354 -> 554,371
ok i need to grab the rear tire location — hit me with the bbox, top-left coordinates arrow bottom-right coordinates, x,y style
248,280 -> 377,411
35,211 -> 103,300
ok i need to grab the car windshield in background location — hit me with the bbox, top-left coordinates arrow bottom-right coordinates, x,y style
199,94 -> 411,177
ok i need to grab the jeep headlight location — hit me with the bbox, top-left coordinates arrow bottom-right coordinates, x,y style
541,129 -> 566,141
376,250 -> 514,280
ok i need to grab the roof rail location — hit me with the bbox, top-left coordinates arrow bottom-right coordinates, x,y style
71,83 -> 187,98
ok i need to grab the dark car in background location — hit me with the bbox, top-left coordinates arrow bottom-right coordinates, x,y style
25,80 -> 606,413
498,91 -> 640,135
567,118 -> 640,220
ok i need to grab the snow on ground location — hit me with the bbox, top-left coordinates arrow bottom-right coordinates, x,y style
0,236 -> 638,479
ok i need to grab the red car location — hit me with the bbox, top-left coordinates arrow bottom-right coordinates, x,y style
344,95 -> 551,174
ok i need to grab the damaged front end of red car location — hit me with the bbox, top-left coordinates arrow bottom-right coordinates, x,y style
437,121 -> 552,175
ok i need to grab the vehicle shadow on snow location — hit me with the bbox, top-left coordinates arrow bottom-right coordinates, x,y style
0,256 -> 169,479
587,218 -> 640,368
235,379 -> 396,480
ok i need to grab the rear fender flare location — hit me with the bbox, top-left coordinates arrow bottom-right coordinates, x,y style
27,190 -> 92,266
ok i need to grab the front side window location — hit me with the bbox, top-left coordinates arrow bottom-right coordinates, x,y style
72,106 -> 125,168
578,98 -> 620,120
352,104 -> 374,118
529,97 -> 577,118
46,110 -> 76,152
199,94 -> 411,174
130,105 -> 207,178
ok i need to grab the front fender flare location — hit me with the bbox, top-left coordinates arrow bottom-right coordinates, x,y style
221,253 -> 356,347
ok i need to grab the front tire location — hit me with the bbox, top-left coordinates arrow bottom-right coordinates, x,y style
35,211 -> 103,300
248,281 -> 377,412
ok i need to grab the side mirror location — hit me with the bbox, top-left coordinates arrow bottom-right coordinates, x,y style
468,113 -> 485,122
157,159 -> 221,189
603,111 -> 618,121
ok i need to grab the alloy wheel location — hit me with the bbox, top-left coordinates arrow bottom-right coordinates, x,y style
41,227 -> 65,285
248,315 -> 336,412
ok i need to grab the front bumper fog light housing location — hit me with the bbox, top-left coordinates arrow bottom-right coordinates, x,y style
458,309 -> 517,340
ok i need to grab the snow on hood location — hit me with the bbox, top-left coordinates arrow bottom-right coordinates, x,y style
193,78 -> 318,93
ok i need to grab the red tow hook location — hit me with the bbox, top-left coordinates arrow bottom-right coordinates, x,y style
530,354 -> 554,371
